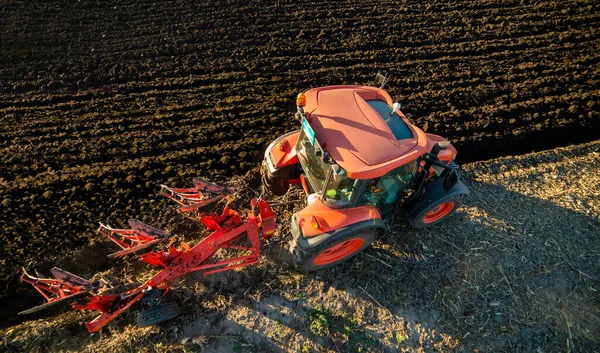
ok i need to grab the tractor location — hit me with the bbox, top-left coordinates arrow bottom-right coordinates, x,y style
19,78 -> 469,332
261,83 -> 469,272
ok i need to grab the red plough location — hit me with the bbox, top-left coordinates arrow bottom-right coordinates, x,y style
19,178 -> 276,332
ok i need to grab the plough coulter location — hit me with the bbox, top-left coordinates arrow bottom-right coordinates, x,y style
20,178 -> 275,332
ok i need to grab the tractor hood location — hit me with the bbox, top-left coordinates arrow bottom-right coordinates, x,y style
302,86 -> 428,179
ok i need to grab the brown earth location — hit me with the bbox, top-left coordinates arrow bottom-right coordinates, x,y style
1,0 -> 599,351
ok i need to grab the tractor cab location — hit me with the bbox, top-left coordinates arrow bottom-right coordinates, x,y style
323,160 -> 418,210
262,84 -> 469,272
296,127 -> 418,211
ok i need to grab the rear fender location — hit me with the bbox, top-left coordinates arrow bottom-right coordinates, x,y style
264,130 -> 300,172
405,175 -> 469,218
262,130 -> 301,195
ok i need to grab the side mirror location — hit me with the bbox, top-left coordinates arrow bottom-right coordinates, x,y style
332,164 -> 347,182
438,141 -> 451,149
391,102 -> 401,116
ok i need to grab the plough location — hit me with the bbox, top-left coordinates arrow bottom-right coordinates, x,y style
19,178 -> 275,332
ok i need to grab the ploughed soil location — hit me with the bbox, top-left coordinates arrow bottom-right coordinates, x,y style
0,0 -> 599,352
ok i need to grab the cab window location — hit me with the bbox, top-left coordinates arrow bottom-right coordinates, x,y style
360,161 -> 417,207
322,172 -> 361,209
296,129 -> 330,193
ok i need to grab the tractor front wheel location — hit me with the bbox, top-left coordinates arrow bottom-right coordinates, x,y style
408,194 -> 464,228
292,228 -> 378,273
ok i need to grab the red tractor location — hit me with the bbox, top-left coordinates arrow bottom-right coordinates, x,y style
262,84 -> 469,272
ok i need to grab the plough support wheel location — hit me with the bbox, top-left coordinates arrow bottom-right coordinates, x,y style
136,302 -> 180,327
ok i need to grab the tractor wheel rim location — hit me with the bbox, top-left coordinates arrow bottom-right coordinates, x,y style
423,201 -> 455,223
313,238 -> 365,265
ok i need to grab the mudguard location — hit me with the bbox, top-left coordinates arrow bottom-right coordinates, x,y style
404,175 -> 470,219
264,130 -> 300,171
262,130 -> 301,195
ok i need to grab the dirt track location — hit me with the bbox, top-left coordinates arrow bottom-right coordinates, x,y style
1,0 -> 600,351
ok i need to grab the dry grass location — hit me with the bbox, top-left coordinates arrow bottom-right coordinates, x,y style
2,141 -> 599,353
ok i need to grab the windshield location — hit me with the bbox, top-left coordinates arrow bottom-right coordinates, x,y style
296,128 -> 329,193
322,172 -> 361,209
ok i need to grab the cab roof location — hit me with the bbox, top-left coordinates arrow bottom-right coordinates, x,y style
303,85 -> 428,179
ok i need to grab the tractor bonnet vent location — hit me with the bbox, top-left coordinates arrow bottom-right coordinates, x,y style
366,100 -> 413,141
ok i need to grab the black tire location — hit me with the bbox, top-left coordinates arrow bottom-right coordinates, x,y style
260,164 -> 289,196
136,302 -> 180,327
408,194 -> 465,229
292,228 -> 379,273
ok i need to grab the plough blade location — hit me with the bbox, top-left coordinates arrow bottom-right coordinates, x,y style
98,219 -> 168,258
129,219 -> 167,237
192,178 -> 233,195
19,267 -> 97,315
50,267 -> 93,287
19,266 -> 148,332
160,177 -> 234,215
18,290 -> 89,315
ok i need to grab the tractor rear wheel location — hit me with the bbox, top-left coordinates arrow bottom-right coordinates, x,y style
292,228 -> 378,273
261,163 -> 290,195
136,302 -> 180,327
408,194 -> 464,228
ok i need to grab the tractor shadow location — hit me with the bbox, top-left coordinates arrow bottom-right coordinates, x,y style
171,176 -> 600,352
